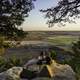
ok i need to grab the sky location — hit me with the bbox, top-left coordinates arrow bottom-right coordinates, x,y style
21,0 -> 80,31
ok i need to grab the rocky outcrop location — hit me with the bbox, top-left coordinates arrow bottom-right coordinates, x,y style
37,60 -> 76,80
0,67 -> 23,80
0,61 -> 76,80
50,60 -> 76,80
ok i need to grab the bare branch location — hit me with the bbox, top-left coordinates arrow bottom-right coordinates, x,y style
41,0 -> 80,27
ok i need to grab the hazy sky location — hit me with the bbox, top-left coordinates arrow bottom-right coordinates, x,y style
21,0 -> 80,31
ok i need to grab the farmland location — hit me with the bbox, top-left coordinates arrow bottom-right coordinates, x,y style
2,31 -> 80,61
24,31 -> 80,46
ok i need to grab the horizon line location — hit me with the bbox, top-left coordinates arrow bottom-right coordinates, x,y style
24,30 -> 80,32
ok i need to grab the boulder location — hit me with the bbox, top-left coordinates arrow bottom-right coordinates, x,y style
22,60 -> 76,80
0,71 -> 6,80
51,60 -> 76,80
0,60 -> 76,80
37,60 -> 76,80
0,67 -> 23,80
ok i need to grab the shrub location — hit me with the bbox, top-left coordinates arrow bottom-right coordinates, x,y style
50,50 -> 57,60
9,56 -> 22,66
0,56 -> 22,72
68,40 -> 80,80
0,56 -> 5,67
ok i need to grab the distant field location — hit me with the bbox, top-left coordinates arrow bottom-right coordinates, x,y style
2,31 -> 80,62
47,36 -> 79,45
24,31 -> 80,40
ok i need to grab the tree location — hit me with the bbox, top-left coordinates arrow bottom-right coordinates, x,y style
0,0 -> 35,38
41,0 -> 80,27
72,40 -> 80,56
69,40 -> 80,79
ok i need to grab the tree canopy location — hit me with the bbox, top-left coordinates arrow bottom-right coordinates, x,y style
41,0 -> 80,27
1,0 -> 80,38
0,0 -> 35,39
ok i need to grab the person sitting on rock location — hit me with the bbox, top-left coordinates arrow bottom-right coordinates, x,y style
37,51 -> 44,65
45,55 -> 52,65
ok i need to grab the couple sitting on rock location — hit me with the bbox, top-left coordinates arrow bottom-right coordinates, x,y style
37,51 -> 52,65
24,51 -> 52,69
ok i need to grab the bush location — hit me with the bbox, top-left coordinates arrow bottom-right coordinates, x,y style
50,50 -> 57,60
0,56 -> 5,67
0,56 -> 22,73
0,36 -> 16,55
68,40 -> 80,80
9,56 -> 22,66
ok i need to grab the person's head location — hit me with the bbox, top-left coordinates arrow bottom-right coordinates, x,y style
40,51 -> 44,56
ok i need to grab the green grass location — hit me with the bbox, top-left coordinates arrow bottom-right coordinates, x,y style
47,36 -> 79,45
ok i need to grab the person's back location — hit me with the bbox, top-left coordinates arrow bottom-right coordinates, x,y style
45,56 -> 52,65
37,51 -> 44,65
